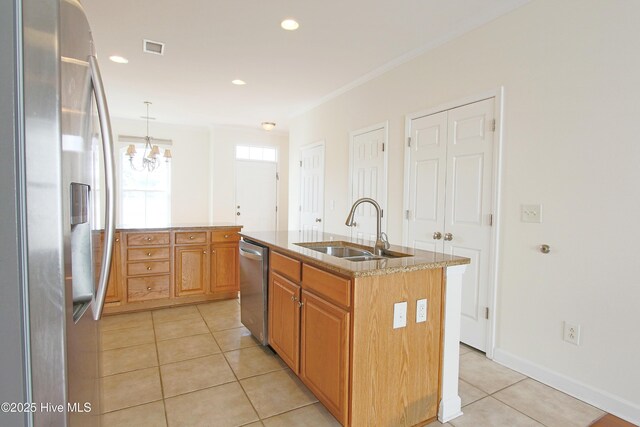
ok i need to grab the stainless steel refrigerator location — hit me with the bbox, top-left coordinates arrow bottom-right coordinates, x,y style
0,0 -> 115,425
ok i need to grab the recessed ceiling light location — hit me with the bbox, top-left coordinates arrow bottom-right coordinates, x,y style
232,79 -> 246,85
109,55 -> 129,64
281,19 -> 299,31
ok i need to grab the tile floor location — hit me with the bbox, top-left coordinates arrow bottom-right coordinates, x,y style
99,299 -> 610,427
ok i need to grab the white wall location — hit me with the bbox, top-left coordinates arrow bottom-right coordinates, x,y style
288,0 -> 640,422
210,126 -> 289,231
111,117 -> 211,225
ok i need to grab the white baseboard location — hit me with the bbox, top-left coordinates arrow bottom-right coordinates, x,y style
492,348 -> 640,425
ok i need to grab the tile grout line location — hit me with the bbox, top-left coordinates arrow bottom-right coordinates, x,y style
151,313 -> 171,427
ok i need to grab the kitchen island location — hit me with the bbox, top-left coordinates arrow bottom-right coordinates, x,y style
101,223 -> 241,314
240,230 -> 470,426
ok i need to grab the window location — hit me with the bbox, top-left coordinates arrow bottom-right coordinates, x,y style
119,144 -> 171,228
235,145 -> 277,162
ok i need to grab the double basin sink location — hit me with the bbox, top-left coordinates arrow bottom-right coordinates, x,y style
295,241 -> 411,262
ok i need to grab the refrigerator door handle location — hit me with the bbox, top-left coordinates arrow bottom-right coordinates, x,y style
89,55 -> 115,320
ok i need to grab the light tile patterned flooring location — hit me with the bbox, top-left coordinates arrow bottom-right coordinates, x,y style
99,298 -> 608,427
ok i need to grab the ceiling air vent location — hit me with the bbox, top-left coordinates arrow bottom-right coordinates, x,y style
143,39 -> 165,55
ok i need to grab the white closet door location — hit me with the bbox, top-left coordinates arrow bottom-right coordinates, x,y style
406,98 -> 496,351
407,111 -> 448,253
299,144 -> 325,234
444,98 -> 495,351
350,126 -> 386,241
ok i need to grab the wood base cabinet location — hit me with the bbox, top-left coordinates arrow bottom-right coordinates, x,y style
300,290 -> 350,425
268,250 -> 444,427
103,226 -> 241,314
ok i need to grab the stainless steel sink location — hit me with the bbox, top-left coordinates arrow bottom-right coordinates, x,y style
295,241 -> 411,262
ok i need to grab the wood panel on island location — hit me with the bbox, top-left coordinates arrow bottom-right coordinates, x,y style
101,226 -> 241,314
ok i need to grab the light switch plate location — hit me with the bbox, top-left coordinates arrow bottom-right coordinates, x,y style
521,204 -> 542,223
393,302 -> 407,329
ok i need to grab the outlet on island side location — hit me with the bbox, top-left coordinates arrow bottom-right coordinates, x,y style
563,321 -> 581,345
416,299 -> 427,323
393,301 -> 407,329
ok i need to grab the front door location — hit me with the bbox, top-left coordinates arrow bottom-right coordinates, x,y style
235,160 -> 277,232
406,98 -> 496,351
299,143 -> 325,234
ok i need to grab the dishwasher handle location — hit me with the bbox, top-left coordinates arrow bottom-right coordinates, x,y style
239,247 -> 263,261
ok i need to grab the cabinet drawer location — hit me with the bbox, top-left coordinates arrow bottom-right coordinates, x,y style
271,251 -> 301,282
127,260 -> 170,276
175,231 -> 208,244
127,247 -> 170,261
127,275 -> 170,302
127,232 -> 170,246
302,264 -> 351,308
211,230 -> 240,243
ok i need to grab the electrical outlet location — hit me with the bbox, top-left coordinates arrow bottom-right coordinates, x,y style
563,322 -> 581,345
393,302 -> 407,329
416,299 -> 427,323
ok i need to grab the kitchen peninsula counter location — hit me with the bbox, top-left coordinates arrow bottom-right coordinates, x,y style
241,229 -> 469,426
239,230 -> 469,278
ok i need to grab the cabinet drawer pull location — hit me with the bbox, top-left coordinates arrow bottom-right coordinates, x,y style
203,251 -> 207,254
147,252 -> 152,256
146,266 -> 152,271
146,286 -> 152,291
146,237 -> 152,241
190,235 -> 195,239
298,301 -> 304,307
224,234 -> 230,238
115,237 -> 120,242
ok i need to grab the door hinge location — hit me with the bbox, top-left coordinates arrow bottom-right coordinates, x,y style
381,209 -> 384,218
490,119 -> 496,132
489,213 -> 493,226
299,205 -> 302,212
299,160 -> 302,167
275,205 -> 278,212
485,307 -> 489,319
407,137 -> 412,147
382,143 -> 385,152
276,172 -> 279,180
405,209 -> 410,220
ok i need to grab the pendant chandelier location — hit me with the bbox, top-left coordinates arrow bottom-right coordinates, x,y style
126,101 -> 172,172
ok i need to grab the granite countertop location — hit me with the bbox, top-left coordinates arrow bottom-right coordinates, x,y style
240,230 -> 470,278
116,222 -> 241,232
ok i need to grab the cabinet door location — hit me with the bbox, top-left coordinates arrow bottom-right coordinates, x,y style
210,244 -> 239,294
300,290 -> 350,425
105,234 -> 121,303
268,272 -> 300,373
175,245 -> 208,296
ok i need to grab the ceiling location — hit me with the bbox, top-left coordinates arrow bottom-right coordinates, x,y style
82,0 -> 529,131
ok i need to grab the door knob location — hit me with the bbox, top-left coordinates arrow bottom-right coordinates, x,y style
315,218 -> 322,223
432,231 -> 442,240
444,233 -> 453,241
236,212 -> 241,216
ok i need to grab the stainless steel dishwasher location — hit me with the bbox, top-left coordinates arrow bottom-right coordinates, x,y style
239,238 -> 269,345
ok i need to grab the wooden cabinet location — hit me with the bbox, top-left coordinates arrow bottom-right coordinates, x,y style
210,244 -> 239,293
268,251 -> 351,425
300,290 -> 350,425
103,226 -> 241,315
105,233 -> 122,304
267,250 -> 444,426
268,272 -> 301,372
175,245 -> 208,296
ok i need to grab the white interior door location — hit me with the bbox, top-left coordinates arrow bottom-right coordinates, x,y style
235,160 -> 277,232
299,143 -> 324,234
406,98 -> 495,352
349,125 -> 387,241
407,111 -> 447,253
444,99 -> 495,351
